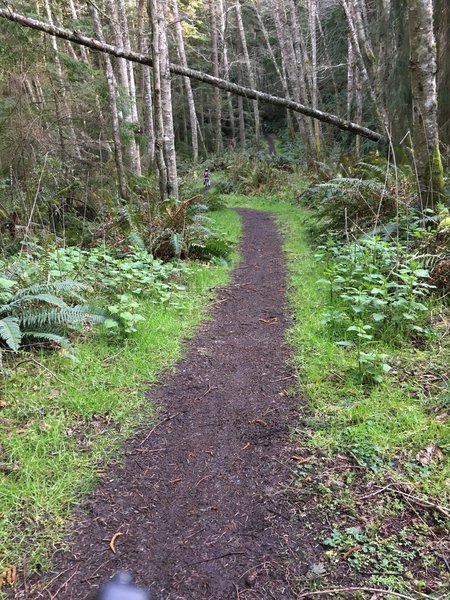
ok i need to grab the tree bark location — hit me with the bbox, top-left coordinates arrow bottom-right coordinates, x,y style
209,0 -> 223,154
0,7 -> 385,143
218,0 -> 236,146
308,0 -> 321,156
90,2 -> 128,201
43,0 -> 81,161
171,0 -> 199,162
270,0 -> 315,164
105,0 -> 141,174
137,0 -> 155,169
235,0 -> 260,144
148,0 -> 178,200
407,0 -> 444,208
341,0 -> 389,130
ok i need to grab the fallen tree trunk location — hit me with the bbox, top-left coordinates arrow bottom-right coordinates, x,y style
0,6 -> 385,144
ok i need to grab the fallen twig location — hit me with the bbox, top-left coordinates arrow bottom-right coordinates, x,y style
296,586 -> 432,600
139,413 -> 179,446
48,569 -> 79,600
363,485 -> 450,519
270,374 -> 296,383
195,474 -> 213,487
390,488 -> 450,519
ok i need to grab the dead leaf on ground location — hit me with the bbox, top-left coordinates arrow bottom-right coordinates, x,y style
0,566 -> 17,588
342,544 -> 361,560
0,463 -> 19,473
416,444 -> 444,465
291,455 -> 312,464
109,531 -> 123,554
252,419 -> 268,426
258,317 -> 278,325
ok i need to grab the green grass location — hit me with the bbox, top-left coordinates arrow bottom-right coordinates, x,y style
228,194 -> 449,499
0,208 -> 242,588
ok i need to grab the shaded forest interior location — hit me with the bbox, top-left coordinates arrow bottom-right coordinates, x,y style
0,1 -> 449,599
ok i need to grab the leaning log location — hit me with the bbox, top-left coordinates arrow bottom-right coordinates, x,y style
0,7 -> 385,143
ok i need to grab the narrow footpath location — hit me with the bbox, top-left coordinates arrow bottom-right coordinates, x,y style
27,209 -> 316,600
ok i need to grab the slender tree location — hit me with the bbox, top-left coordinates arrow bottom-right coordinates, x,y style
407,0 -> 444,208
90,1 -> 127,201
171,0 -> 199,162
148,0 -> 178,199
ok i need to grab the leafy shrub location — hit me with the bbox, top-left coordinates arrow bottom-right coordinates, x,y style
226,158 -> 286,195
299,162 -> 417,237
316,236 -> 435,383
317,237 -> 433,341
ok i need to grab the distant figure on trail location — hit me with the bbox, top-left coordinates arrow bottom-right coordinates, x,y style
204,167 -> 211,189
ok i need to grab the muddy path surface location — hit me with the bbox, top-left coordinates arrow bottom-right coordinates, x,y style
24,209 -> 317,600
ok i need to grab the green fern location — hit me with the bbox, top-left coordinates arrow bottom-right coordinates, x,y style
0,276 -> 115,354
19,305 -> 111,329
170,232 -> 183,258
5,293 -> 69,310
14,280 -> 87,299
0,317 -> 21,351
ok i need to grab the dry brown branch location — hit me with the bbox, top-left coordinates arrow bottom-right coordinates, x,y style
296,586 -> 432,600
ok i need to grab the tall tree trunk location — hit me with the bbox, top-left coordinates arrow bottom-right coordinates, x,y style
117,0 -> 140,125
347,36 -> 355,121
44,0 -> 81,161
90,2 -> 128,201
341,0 -> 388,130
270,0 -> 315,165
209,0 -> 223,154
235,0 -> 260,144
148,0 -> 178,200
68,0 -> 90,64
137,0 -> 155,169
355,64 -> 363,158
171,0 -> 199,162
407,0 -> 444,208
218,0 -> 235,147
105,0 -> 141,174
238,93 -> 246,147
308,0 -> 321,156
252,0 -> 293,132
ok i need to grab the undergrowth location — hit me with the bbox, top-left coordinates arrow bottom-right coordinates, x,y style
229,193 -> 449,597
0,209 -> 241,593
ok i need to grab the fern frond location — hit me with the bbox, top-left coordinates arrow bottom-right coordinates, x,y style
356,162 -> 393,181
318,178 -> 388,196
14,280 -> 87,299
7,293 -> 69,310
0,317 -> 21,351
170,232 -> 183,258
128,231 -> 146,250
20,305 -> 111,329
23,331 -> 74,350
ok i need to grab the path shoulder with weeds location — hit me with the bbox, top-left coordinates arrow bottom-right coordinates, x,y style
4,198 -> 449,600
23,208 -> 315,600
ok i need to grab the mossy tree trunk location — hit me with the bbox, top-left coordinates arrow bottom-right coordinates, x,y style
407,0 -> 444,209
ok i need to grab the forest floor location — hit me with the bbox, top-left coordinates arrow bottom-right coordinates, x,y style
17,209 -> 322,599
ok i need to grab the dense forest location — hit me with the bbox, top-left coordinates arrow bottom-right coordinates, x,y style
0,1 -> 449,599
0,0 -> 449,209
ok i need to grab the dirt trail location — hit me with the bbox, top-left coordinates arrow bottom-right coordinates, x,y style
25,209 -> 315,600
